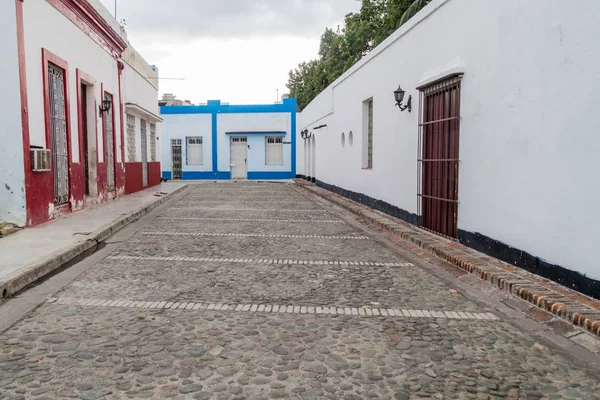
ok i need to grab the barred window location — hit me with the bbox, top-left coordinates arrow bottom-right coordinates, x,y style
126,114 -> 136,162
150,123 -> 157,161
266,136 -> 283,165
186,136 -> 203,165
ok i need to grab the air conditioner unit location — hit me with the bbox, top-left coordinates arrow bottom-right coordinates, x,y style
30,148 -> 51,172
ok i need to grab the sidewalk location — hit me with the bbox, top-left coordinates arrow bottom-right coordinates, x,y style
0,182 -> 187,299
295,181 -> 600,339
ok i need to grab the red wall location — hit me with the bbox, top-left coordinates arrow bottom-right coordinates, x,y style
125,162 -> 143,195
148,162 -> 161,187
125,162 -> 161,195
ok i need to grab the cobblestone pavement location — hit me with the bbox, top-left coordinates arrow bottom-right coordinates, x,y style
1,183 -> 599,399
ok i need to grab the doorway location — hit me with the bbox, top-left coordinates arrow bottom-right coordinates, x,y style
80,84 -> 90,195
417,75 -> 462,238
230,137 -> 248,179
171,139 -> 182,180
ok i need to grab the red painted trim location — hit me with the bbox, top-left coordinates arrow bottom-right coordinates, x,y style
100,83 -> 117,193
42,48 -> 73,207
16,0 -> 32,220
45,0 -> 127,58
118,62 -> 125,168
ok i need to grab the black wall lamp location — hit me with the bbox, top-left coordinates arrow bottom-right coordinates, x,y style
394,85 -> 411,112
300,129 -> 312,140
99,98 -> 112,117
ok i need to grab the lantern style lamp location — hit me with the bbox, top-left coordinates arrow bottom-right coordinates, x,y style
99,98 -> 112,116
394,85 -> 411,112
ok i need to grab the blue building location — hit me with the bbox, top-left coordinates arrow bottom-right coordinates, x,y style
160,98 -> 297,180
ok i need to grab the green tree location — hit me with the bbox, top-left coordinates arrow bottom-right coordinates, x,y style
287,0 -> 431,111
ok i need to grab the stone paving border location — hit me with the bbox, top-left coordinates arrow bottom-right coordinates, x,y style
169,207 -> 327,212
157,217 -> 345,224
46,297 -> 499,321
141,231 -> 369,240
295,182 -> 600,338
107,255 -> 414,267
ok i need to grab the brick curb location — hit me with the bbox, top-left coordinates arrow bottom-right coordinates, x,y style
0,185 -> 189,299
295,181 -> 600,338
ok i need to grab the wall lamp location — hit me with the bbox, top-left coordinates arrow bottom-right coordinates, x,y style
394,85 -> 411,112
99,98 -> 112,117
300,129 -> 312,139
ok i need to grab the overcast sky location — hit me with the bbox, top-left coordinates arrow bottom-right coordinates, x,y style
99,0 -> 361,105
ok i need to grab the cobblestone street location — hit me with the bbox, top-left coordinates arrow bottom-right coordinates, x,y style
1,183 -> 599,400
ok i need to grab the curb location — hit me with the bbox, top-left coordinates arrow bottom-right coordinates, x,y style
295,182 -> 600,338
0,185 -> 188,299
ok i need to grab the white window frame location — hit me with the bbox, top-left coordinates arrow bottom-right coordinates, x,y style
186,136 -> 203,166
265,136 -> 283,166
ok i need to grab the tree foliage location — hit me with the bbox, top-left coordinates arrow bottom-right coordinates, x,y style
287,0 -> 431,111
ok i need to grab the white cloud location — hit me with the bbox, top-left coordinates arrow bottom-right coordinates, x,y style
99,0 -> 361,104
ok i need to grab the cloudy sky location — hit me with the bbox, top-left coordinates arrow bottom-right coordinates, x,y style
99,0 -> 361,105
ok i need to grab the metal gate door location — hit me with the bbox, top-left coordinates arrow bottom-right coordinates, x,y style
230,137 -> 247,179
417,75 -> 462,238
171,139 -> 182,179
140,119 -> 148,187
104,92 -> 115,192
49,63 -> 69,205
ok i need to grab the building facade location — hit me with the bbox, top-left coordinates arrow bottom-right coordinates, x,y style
160,99 -> 296,180
1,0 -> 160,228
123,45 -> 162,194
297,0 -> 600,294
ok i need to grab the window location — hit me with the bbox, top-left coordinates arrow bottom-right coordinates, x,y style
266,136 -> 283,165
150,123 -> 157,161
186,136 -> 203,165
48,62 -> 69,204
126,114 -> 136,162
367,99 -> 373,168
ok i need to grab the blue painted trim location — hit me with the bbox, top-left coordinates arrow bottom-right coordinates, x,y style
247,171 -> 294,180
226,131 -> 286,135
182,171 -> 231,180
291,109 -> 296,176
211,111 -> 218,173
162,171 -> 172,180
160,98 -> 297,115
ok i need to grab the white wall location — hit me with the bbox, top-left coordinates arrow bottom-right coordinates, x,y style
298,0 -> 600,279
161,114 -> 212,172
217,113 -> 292,173
123,62 -> 159,118
0,1 -> 26,226
23,0 -> 122,165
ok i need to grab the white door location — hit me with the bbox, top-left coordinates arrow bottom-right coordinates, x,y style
230,137 -> 247,179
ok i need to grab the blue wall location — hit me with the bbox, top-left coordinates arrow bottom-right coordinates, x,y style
160,98 -> 297,180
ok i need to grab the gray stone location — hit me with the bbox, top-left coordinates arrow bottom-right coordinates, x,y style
41,336 -> 65,344
52,342 -> 79,352
303,363 -> 327,375
180,384 -> 203,394
197,367 -> 214,380
79,390 -> 112,400
395,342 -> 411,350
277,373 -> 289,381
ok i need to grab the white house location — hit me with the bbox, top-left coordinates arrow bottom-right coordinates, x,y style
0,0 -> 160,228
123,44 -> 162,194
160,99 -> 297,180
297,0 -> 600,297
